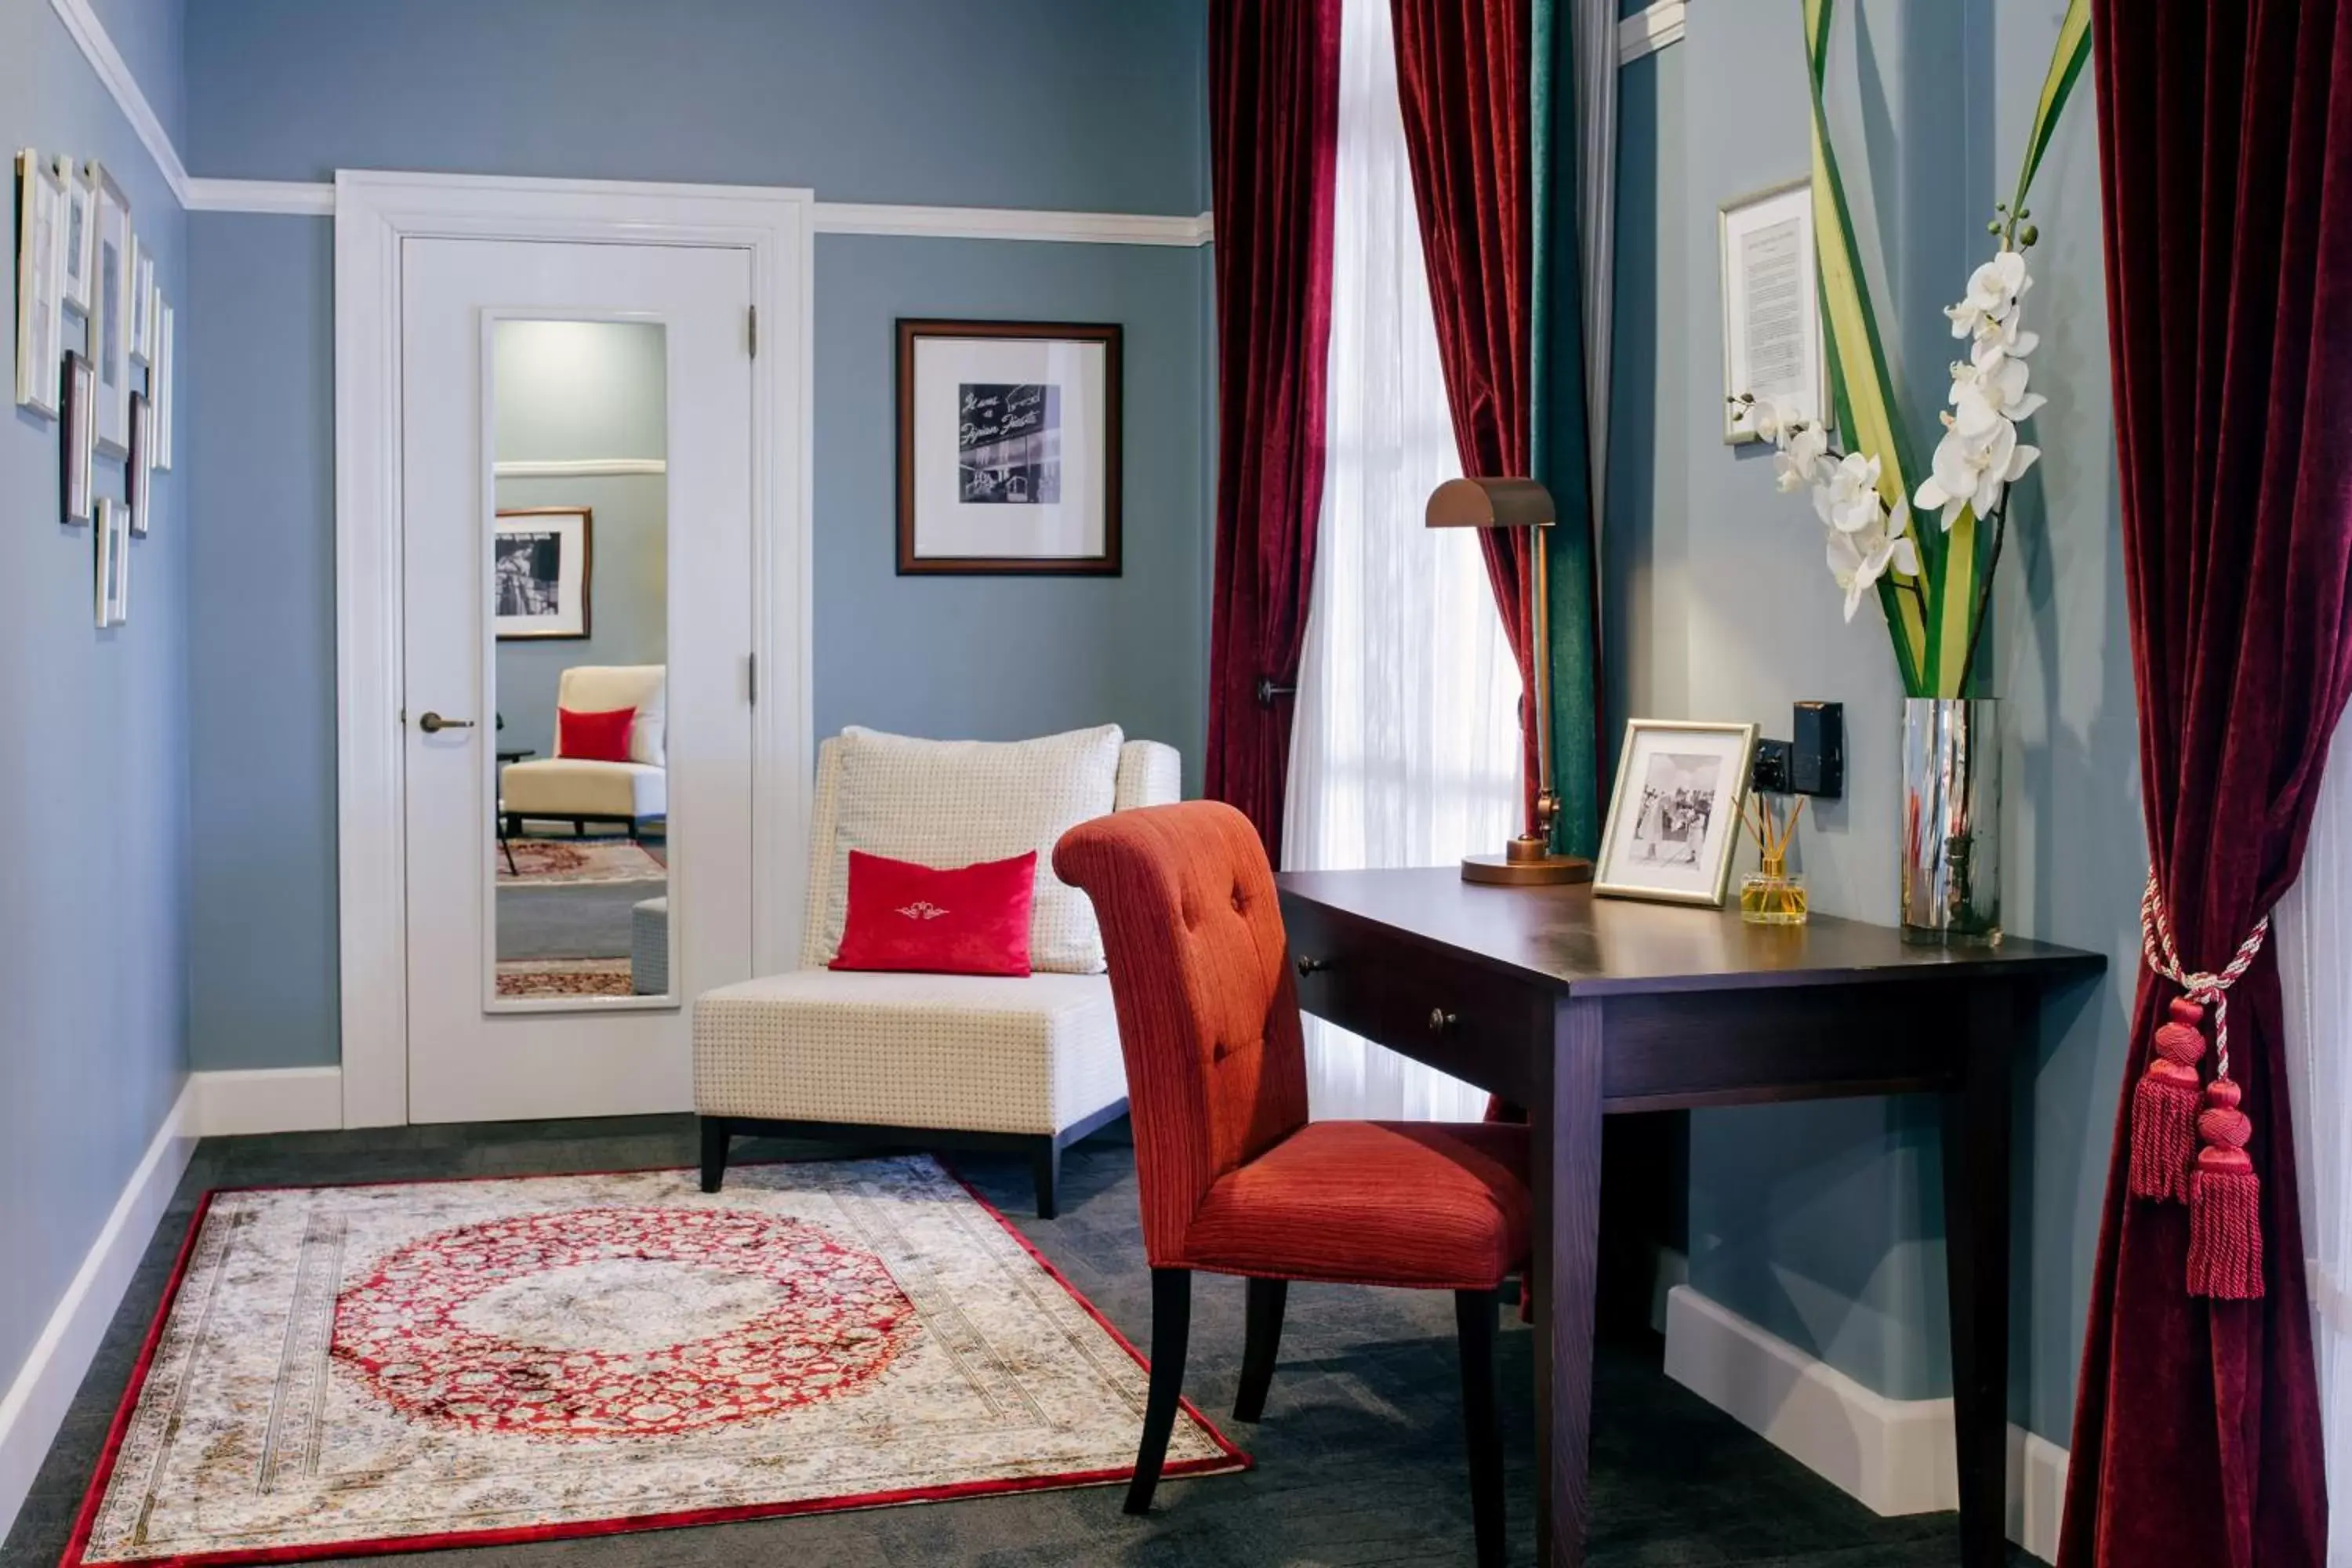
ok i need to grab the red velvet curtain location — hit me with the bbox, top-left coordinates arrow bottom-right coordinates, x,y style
1203,0 -> 1342,859
2061,3 -> 2352,1563
1389,0 -> 1541,834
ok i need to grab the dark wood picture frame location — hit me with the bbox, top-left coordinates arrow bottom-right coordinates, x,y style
493,506 -> 595,641
895,318 -> 1123,576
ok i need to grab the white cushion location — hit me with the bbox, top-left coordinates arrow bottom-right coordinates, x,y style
557,664 -> 667,767
691,969 -> 1125,1138
816,724 -> 1122,975
501,757 -> 666,819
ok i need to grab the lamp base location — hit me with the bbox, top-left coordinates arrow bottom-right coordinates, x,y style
1462,841 -> 1593,886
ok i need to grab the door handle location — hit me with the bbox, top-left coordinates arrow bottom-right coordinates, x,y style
417,711 -> 476,734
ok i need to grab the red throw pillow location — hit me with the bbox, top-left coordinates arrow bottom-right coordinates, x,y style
831,851 -> 1036,977
557,706 -> 636,763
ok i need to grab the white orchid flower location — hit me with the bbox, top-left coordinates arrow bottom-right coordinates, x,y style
1945,249 -> 2031,339
1744,396 -> 1788,442
1818,450 -> 1885,533
1951,350 -> 2045,429
1972,310 -> 2040,361
1827,513 -> 1920,622
1775,423 -> 1830,493
1916,412 -> 2042,528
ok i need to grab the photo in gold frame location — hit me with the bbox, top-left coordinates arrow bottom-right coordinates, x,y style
1593,719 -> 1760,907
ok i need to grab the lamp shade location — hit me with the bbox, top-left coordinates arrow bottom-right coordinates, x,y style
1425,476 -> 1555,530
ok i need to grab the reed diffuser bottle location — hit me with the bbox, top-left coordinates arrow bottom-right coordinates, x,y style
1739,793 -> 1809,925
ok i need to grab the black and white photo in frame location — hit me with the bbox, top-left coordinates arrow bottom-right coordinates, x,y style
1720,179 -> 1826,444
1594,718 -> 1759,907
153,303 -> 174,470
57,154 -> 94,319
87,162 -> 131,456
62,350 -> 93,524
494,507 -> 593,640
128,390 -> 152,537
94,496 -> 128,628
896,318 -> 1120,575
15,150 -> 64,417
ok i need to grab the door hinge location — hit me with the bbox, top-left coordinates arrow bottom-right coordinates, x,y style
748,651 -> 758,706
747,304 -> 758,359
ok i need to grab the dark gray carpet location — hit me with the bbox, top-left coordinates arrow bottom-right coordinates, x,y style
0,1118 -> 2034,1568
497,880 -> 666,960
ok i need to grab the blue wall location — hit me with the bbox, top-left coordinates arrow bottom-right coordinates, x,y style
1606,0 -> 2136,1446
0,0 -> 189,1428
178,0 -> 1213,1072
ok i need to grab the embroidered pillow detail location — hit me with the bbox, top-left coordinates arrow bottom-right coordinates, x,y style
830,851 -> 1037,977
557,706 -> 637,763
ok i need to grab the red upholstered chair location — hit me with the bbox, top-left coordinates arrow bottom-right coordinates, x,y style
1054,800 -> 1528,1566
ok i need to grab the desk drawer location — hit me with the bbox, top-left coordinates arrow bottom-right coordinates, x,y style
1280,892 -> 1544,1105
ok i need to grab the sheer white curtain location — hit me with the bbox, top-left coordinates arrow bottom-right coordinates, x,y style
2278,708 -> 2352,1566
1280,0 -> 1521,1123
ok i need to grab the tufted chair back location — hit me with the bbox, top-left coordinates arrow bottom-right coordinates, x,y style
1052,801 -> 1309,1266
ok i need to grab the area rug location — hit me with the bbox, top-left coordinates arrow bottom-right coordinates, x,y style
66,1158 -> 1246,1566
496,838 -> 666,886
494,956 -> 636,998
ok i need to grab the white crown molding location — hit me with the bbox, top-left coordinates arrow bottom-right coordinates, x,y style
1619,0 -> 1687,65
185,176 -> 336,216
0,1079 -> 196,1542
1663,1287 -> 2067,1563
494,457 -> 667,479
49,0 -> 191,203
812,202 -> 1214,247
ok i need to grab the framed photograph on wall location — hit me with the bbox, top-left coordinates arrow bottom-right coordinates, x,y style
1719,178 -> 1827,445
94,496 -> 128,628
493,507 -> 593,640
57,155 -> 93,319
153,303 -> 173,470
1594,718 -> 1760,908
895,318 -> 1122,575
128,390 -> 152,537
15,149 -> 64,418
87,162 -> 132,456
62,350 -> 94,524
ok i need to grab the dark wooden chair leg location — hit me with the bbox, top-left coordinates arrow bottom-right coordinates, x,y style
1456,1286 -> 1505,1568
1126,1268 -> 1192,1516
1033,1138 -> 1061,1219
1233,1276 -> 1287,1422
699,1118 -> 731,1193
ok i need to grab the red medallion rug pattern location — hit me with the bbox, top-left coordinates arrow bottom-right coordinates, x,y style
67,1158 -> 1246,1566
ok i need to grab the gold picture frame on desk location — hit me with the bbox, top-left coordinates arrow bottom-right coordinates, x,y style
1594,718 -> 1759,907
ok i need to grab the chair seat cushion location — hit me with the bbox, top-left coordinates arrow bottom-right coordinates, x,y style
1180,1120 -> 1530,1290
501,757 -> 666,819
692,968 -> 1127,1138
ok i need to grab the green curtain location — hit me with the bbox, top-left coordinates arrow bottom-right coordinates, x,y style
1528,0 -> 1603,857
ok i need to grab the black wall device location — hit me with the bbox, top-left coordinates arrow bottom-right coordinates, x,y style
1749,701 -> 1844,798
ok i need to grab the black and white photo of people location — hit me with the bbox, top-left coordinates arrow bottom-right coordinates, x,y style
1631,753 -> 1722,867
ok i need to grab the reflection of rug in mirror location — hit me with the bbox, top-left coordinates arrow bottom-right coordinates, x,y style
65,1159 -> 1246,1566
496,838 -> 666,886
495,957 -> 634,997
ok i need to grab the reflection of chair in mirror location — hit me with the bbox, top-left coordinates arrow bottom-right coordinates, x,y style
499,664 -> 667,841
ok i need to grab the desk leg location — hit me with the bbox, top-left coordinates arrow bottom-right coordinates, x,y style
1944,984 -> 2016,1567
1534,995 -> 1606,1568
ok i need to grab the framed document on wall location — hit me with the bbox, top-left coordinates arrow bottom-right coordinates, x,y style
895,318 -> 1122,575
1719,178 -> 1826,445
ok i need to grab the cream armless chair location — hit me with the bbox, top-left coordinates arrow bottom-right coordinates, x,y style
499,664 -> 668,840
692,728 -> 1181,1217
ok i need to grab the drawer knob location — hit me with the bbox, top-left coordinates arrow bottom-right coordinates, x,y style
1428,1007 -> 1458,1033
1294,955 -> 1327,976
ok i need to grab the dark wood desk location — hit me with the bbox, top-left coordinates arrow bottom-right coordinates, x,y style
1276,868 -> 2105,1568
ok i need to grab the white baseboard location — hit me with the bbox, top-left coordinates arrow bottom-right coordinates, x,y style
1663,1285 -> 2068,1563
191,1066 -> 345,1137
0,1078 -> 198,1541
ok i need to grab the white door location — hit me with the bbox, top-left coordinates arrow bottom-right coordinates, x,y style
400,238 -> 756,1122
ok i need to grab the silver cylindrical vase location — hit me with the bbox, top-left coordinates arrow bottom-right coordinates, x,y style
1899,697 -> 2002,945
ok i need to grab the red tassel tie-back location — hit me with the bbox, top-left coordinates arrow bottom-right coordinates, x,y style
2188,1078 -> 2263,1299
2128,996 -> 2205,1202
2132,871 -> 2272,1299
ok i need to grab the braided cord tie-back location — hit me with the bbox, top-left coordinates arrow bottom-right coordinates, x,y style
2139,870 -> 2270,1080
2135,869 -> 2273,1298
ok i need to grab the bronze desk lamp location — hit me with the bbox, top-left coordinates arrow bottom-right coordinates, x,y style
1426,476 -> 1593,886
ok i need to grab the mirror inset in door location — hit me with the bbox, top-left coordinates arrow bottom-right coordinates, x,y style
489,318 -> 674,1006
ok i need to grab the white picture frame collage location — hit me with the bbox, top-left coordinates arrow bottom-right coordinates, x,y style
14,149 -> 176,628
